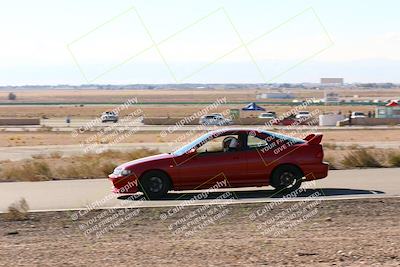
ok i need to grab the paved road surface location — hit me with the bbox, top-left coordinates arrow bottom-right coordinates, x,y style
0,168 -> 399,212
1,118 -> 400,132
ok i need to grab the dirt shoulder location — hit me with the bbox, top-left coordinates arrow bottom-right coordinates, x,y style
1,129 -> 400,147
1,198 -> 399,266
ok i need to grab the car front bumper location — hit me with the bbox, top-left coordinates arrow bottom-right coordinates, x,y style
108,174 -> 139,194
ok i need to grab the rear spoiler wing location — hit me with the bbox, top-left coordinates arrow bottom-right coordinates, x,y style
303,133 -> 323,145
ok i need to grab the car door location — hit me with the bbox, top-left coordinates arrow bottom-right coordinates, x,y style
174,134 -> 248,189
242,132 -> 278,185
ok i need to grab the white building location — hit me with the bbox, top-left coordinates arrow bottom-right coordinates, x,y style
320,78 -> 344,86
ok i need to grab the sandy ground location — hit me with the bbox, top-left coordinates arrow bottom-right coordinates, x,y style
0,198 -> 399,266
1,129 -> 400,147
1,88 -> 395,118
0,104 -> 379,119
0,89 -> 259,103
1,88 -> 400,103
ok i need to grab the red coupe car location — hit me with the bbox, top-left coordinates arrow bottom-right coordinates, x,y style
109,129 -> 328,199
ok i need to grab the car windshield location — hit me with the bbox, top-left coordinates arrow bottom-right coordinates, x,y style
172,132 -> 216,156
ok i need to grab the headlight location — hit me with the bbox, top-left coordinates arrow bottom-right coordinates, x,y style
112,167 -> 131,176
120,169 -> 131,176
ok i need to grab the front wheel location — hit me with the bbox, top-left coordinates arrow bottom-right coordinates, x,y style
139,171 -> 171,200
270,165 -> 303,193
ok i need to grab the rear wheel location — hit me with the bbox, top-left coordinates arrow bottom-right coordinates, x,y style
270,165 -> 303,193
139,171 -> 171,200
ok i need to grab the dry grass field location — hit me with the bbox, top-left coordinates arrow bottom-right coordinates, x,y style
1,89 -> 258,103
1,88 -> 399,103
0,149 -> 158,182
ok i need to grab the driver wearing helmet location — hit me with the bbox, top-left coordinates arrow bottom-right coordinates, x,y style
223,136 -> 239,152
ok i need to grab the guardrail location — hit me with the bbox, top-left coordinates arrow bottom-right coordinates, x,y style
143,117 -> 318,126
337,117 -> 400,126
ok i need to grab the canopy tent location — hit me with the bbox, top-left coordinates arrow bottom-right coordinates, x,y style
241,102 -> 265,111
386,100 -> 399,107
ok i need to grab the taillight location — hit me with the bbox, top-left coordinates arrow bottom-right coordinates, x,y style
316,145 -> 324,160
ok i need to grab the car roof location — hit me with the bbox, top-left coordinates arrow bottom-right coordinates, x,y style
208,128 -> 268,135
197,128 -> 306,147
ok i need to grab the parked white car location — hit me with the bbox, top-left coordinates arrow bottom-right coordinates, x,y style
258,112 -> 276,119
295,111 -> 311,119
351,112 -> 366,119
199,114 -> 233,126
101,111 -> 118,123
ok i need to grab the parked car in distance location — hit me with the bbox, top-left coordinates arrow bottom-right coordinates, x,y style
272,117 -> 296,126
295,111 -> 311,119
199,113 -> 233,125
351,112 -> 366,119
258,112 -> 276,119
101,111 -> 118,123
109,128 -> 329,199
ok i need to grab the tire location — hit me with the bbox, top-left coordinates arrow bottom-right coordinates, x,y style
270,165 -> 303,193
139,171 -> 171,200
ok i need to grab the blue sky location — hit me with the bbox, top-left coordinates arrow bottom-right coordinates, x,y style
0,0 -> 399,85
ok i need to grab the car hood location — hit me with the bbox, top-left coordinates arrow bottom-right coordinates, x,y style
119,153 -> 173,169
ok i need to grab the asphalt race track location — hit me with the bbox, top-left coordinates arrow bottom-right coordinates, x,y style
2,118 -> 400,133
0,168 -> 399,212
0,118 -> 400,133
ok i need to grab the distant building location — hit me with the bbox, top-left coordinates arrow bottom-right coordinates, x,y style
320,78 -> 344,86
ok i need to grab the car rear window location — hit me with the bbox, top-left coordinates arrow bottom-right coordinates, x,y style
260,131 -> 305,145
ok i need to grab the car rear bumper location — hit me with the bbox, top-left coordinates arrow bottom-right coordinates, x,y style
108,174 -> 138,194
302,162 -> 329,180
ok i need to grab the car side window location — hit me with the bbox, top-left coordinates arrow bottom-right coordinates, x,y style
247,135 -> 269,149
196,135 -> 240,153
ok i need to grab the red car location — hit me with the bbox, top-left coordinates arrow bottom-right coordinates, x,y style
108,129 -> 328,199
